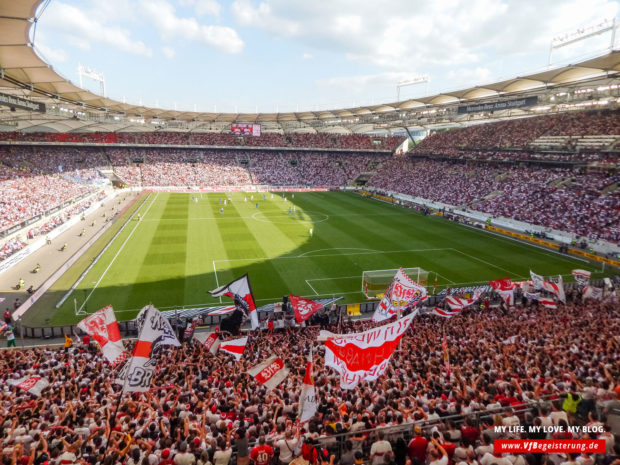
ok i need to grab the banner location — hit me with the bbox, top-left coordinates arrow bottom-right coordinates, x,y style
118,305 -> 181,392
210,274 -> 258,330
77,305 -> 128,366
583,286 -> 603,300
431,307 -> 459,318
207,306 -> 236,316
0,91 -> 46,113
457,96 -> 537,114
372,268 -> 427,322
324,312 -> 415,389
299,349 -> 317,423
9,376 -> 50,397
219,337 -> 248,361
247,355 -> 289,391
539,298 -> 556,309
289,295 -> 323,324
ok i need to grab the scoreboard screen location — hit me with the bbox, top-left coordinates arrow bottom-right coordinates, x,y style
231,123 -> 261,136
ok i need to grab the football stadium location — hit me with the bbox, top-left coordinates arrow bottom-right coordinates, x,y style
0,0 -> 619,463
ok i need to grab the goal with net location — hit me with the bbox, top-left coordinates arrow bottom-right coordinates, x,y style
362,267 -> 429,299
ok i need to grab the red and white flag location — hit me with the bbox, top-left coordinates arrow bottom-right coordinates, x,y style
9,376 -> 50,397
372,268 -> 427,322
219,336 -> 247,361
207,306 -> 237,316
289,295 -> 323,324
530,271 -> 544,290
78,305 -> 128,366
299,349 -> 317,423
194,332 -> 221,355
497,288 -> 515,306
572,269 -> 591,280
117,305 -> 181,392
489,278 -> 514,291
431,307 -> 460,318
541,277 -> 565,303
210,275 -> 258,330
247,355 -> 289,391
539,297 -> 556,309
324,312 -> 415,389
445,296 -> 476,310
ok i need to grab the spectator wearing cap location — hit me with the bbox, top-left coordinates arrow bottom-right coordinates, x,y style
408,426 -> 427,464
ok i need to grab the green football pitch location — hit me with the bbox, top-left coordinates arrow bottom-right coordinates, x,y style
27,191 -> 601,326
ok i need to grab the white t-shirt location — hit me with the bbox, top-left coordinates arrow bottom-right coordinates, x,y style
276,438 -> 299,464
370,440 -> 392,465
213,449 -> 232,465
430,456 -> 449,465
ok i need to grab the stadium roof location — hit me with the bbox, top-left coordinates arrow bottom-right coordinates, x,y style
1,0 -> 620,131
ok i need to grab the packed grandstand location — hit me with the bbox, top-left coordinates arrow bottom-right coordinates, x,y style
1,1 -> 620,464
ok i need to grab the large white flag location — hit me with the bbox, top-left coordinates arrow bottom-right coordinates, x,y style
572,269 -> 591,288
118,305 -> 181,392
324,312 -> 415,389
530,270 -> 545,290
209,274 -> 259,330
299,349 -> 317,423
247,355 -> 289,391
372,268 -> 427,322
9,376 -> 50,397
219,337 -> 248,361
77,305 -> 128,365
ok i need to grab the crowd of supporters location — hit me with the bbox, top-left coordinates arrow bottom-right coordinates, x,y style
0,293 -> 618,465
0,132 -> 403,151
413,110 -> 620,151
367,160 -> 620,243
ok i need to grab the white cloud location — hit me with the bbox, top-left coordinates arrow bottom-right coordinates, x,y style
180,0 -> 222,17
41,1 -> 152,56
231,0 -> 619,69
317,71 -> 419,95
162,46 -> 176,58
142,0 -> 244,54
34,42 -> 69,64
302,53 -> 313,59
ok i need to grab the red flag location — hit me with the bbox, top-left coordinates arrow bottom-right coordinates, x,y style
289,295 -> 323,324
431,307 -> 460,318
194,332 -> 221,355
210,274 -> 258,330
489,278 -> 514,291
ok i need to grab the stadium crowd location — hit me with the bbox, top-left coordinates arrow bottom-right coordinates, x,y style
0,293 -> 619,465
412,110 -> 620,151
367,160 -> 620,243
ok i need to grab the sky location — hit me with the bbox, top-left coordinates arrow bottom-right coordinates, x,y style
33,0 -> 620,114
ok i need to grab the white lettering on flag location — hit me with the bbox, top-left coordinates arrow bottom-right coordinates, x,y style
372,268 -> 426,322
247,355 -> 289,391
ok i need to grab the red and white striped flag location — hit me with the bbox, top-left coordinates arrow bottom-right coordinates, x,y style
219,336 -> 247,361
194,332 -> 221,355
247,355 -> 289,391
445,296 -> 476,310
207,306 -> 237,316
77,305 -> 128,366
299,349 -> 317,423
431,307 -> 460,318
539,297 -> 556,309
10,376 -> 50,397
372,268 -> 427,322
209,274 -> 258,330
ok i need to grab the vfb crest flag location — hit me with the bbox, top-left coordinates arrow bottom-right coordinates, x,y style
289,295 -> 323,324
78,305 -> 127,365
372,268 -> 427,322
210,274 -> 259,330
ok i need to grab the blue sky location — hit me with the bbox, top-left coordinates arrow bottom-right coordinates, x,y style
34,0 -> 619,114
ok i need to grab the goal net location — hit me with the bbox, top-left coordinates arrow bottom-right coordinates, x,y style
362,267 -> 429,299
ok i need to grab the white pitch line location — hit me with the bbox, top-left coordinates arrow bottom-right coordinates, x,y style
433,271 -> 456,284
76,193 -> 159,314
450,248 -> 528,279
213,247 -> 451,263
305,280 -> 319,296
306,275 -> 361,282
298,247 -> 377,258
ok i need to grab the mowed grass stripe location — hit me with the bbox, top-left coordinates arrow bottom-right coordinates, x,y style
213,195 -> 291,304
